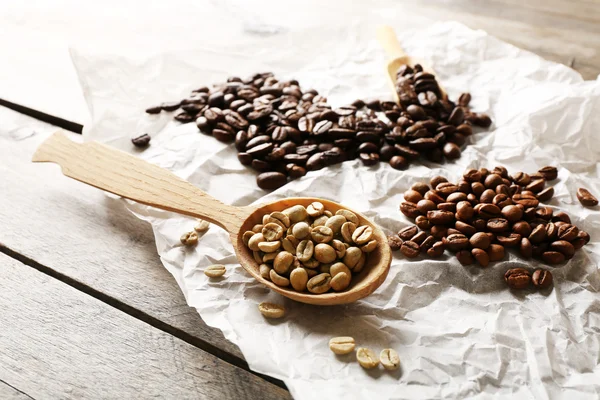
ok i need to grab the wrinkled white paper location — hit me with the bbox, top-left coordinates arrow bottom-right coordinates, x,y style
72,22 -> 600,399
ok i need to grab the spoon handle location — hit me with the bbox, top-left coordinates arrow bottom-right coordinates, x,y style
376,25 -> 408,61
32,132 -> 245,233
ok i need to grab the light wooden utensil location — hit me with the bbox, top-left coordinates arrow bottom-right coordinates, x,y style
32,132 -> 392,306
376,25 -> 447,103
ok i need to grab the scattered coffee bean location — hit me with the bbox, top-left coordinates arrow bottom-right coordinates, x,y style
180,231 -> 199,246
380,348 -> 400,371
505,268 -> 531,289
204,264 -> 226,278
577,187 -> 598,207
329,337 -> 356,355
532,269 -> 553,289
401,241 -> 420,258
356,348 -> 379,369
194,219 -> 210,233
258,302 -> 285,319
131,133 -> 151,148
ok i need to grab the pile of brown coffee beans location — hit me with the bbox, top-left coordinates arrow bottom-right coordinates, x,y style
242,202 -> 378,294
146,70 -> 490,190
393,165 -> 590,268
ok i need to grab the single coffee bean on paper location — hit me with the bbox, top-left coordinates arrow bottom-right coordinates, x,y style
329,337 -> 356,355
577,188 -> 598,207
356,347 -> 380,369
258,302 -> 286,319
243,203 -> 378,294
204,264 -> 226,278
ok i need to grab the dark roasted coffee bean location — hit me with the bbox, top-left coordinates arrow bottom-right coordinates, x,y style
511,221 -> 531,237
463,169 -> 482,183
532,243 -> 549,259
535,186 -> 554,202
394,145 -> 420,160
415,215 -> 431,231
358,143 -> 379,154
386,234 -> 404,252
146,105 -> 162,114
538,166 -> 558,181
513,194 -> 539,208
401,241 -> 420,258
427,210 -> 455,225
279,141 -> 297,154
430,225 -> 448,239
496,233 -> 521,247
456,201 -> 475,221
266,148 -> 286,162
458,93 -> 471,107
455,221 -> 476,236
549,240 -> 575,259
498,204 -> 521,222
400,202 -> 420,219
470,232 -> 491,249
471,182 -> 485,198
247,142 -> 274,158
207,91 -> 225,107
512,172 -> 531,186
447,192 -> 468,203
365,99 -> 382,111
470,218 -> 484,231
410,231 -> 428,245
479,189 -> 496,204
256,171 -> 287,190
437,202 -> 456,212
535,206 -> 553,221
195,116 -> 211,133
246,135 -> 272,150
398,226 -> 418,241
411,182 -> 430,196
174,109 -> 194,123
409,138 -> 437,151
251,159 -> 271,172
456,250 -> 474,265
385,155 -> 406,170
237,152 -> 252,166
436,182 -> 459,197
552,211 -> 571,224
532,269 -> 553,289
131,133 -> 151,148
235,130 -> 249,152
380,145 -> 396,161
571,231 -> 590,250
406,104 -> 427,121
542,251 -> 565,265
544,222 -> 557,241
477,203 -> 501,219
420,235 -> 436,251
211,129 -> 234,142
493,194 -> 512,209
577,188 -> 598,207
429,176 -> 447,188
444,233 -> 469,252
204,107 -> 224,123
359,152 -> 379,166
484,174 -> 503,189
425,190 -> 445,204
161,101 -> 181,111
286,164 -> 307,179
404,189 -> 424,204
495,184 -> 511,197
447,107 -> 465,126
283,154 -> 309,165
520,238 -> 533,258
505,268 -> 531,289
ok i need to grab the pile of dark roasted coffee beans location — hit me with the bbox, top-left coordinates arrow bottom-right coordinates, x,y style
144,69 -> 491,190
390,165 -> 591,289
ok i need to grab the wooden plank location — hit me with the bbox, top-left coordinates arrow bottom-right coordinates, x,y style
0,106 -> 245,363
0,381 -> 33,400
0,252 -> 290,400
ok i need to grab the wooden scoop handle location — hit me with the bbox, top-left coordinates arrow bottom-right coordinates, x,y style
376,25 -> 408,61
32,132 -> 245,233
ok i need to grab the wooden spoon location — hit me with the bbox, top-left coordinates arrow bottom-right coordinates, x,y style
32,132 -> 392,306
376,25 -> 447,103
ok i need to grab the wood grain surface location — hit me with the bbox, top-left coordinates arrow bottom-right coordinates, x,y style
0,252 -> 290,400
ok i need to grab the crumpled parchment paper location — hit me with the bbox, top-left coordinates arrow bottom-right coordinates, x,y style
71,21 -> 600,399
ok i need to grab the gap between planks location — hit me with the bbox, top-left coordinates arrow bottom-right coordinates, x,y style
0,244 -> 288,392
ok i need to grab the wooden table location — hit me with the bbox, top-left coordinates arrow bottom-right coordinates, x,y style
1,1 -> 599,398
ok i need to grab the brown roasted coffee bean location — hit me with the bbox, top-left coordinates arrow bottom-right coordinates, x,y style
500,205 -> 522,223
359,152 -> 380,166
486,218 -> 509,232
400,202 -> 420,218
411,182 -> 430,196
401,241 -> 420,258
577,188 -> 598,207
431,225 -> 448,239
415,215 -> 431,230
444,233 -> 469,252
520,238 -> 533,258
484,174 -> 503,189
257,172 -> 287,190
398,226 -> 418,241
443,142 -> 461,159
496,233 -> 521,247
526,179 -> 545,193
505,268 -> 531,289
532,243 -> 548,259
572,230 -> 590,250
487,244 -> 505,261
493,194 -> 513,209
479,189 -> 496,204
388,235 -> 403,251
538,166 -> 558,181
458,93 -> 471,107
424,190 -> 445,204
404,189 -> 424,203
463,169 -> 482,183
410,231 -> 428,245
549,240 -> 575,259
491,166 -> 508,179
512,172 -> 530,186
558,225 -> 579,241
469,232 -> 491,249
427,210 -> 455,225
455,221 -> 476,236
456,201 -> 475,221
437,203 -> 456,212
447,192 -> 468,203
427,241 -> 445,257
542,251 -> 565,264
436,182 -> 459,196
512,221 -> 532,237
535,207 -> 553,220
544,222 -> 557,241
532,269 -> 553,289
471,248 -> 489,267
456,250 -> 474,265
430,176 -> 448,188
420,235 -> 436,252
471,182 -> 485,197
528,224 -> 547,244
417,200 -> 437,214
537,187 -> 554,202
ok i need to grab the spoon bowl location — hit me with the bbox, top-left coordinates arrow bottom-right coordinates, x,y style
33,132 -> 392,305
